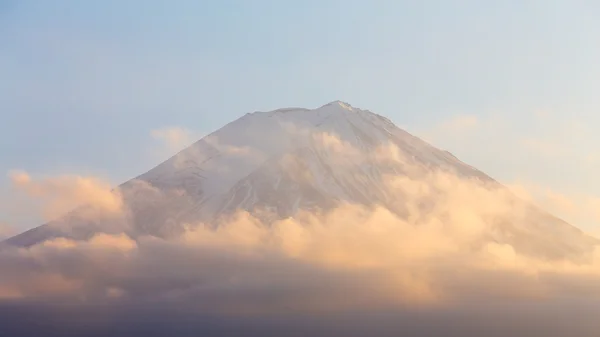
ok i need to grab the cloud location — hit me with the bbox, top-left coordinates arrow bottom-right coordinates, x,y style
1,195 -> 599,335
149,127 -> 205,165
412,111 -> 600,227
508,182 -> 600,233
204,134 -> 261,158
151,127 -> 198,153
0,223 -> 14,240
155,133 -> 268,179
7,170 -> 123,222
3,136 -> 600,335
150,126 -> 263,164
2,161 -> 599,307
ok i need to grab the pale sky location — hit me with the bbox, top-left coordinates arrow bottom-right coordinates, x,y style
2,0 -> 600,232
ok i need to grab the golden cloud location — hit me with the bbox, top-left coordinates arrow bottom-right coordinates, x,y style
7,170 -> 124,221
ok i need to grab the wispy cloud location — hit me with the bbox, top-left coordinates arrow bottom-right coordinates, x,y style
150,126 -> 203,158
508,182 -> 600,234
413,110 -> 600,231
151,127 -> 198,153
204,134 -> 262,158
7,170 -> 123,221
0,223 -> 13,240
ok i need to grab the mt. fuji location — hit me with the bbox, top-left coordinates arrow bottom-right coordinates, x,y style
5,101 -> 597,260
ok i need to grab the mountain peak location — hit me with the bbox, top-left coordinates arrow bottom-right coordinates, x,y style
319,100 -> 355,111
264,101 -> 357,116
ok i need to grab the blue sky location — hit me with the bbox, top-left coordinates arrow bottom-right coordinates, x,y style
2,0 -> 600,232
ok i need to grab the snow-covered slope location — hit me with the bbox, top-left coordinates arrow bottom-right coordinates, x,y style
5,101 -> 597,259
132,101 -> 492,221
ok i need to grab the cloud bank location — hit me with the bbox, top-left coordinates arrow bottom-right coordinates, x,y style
2,135 -> 600,336
1,200 -> 600,335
